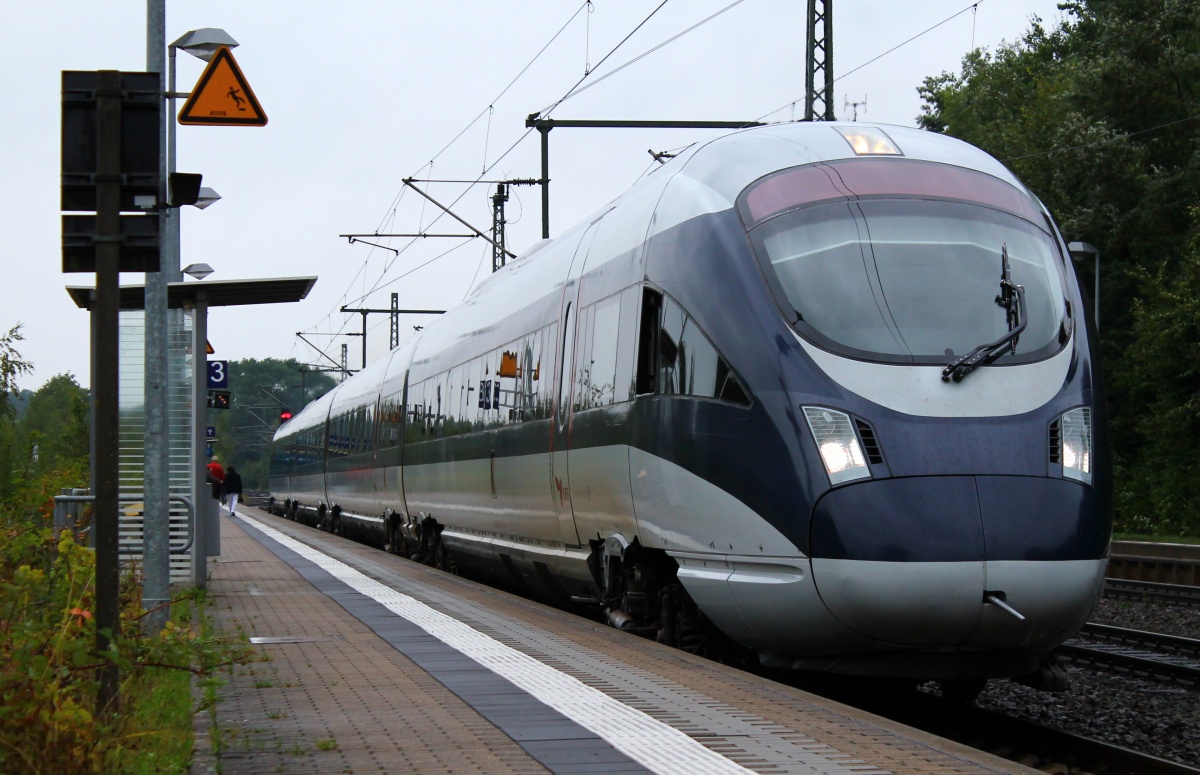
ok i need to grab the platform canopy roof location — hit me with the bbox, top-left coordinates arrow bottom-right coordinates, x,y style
65,276 -> 317,310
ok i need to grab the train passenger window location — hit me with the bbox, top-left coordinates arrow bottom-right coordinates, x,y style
408,381 -> 425,440
573,305 -> 595,411
434,376 -> 445,435
589,294 -> 620,407
379,393 -> 401,448
614,286 -> 639,402
542,323 -> 557,418
467,357 -> 481,426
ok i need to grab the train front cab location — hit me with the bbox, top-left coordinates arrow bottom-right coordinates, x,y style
690,128 -> 1111,679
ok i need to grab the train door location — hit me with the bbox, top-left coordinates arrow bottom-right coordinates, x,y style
552,285 -> 582,547
551,222 -> 601,547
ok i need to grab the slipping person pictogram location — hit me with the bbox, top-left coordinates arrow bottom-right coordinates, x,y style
227,86 -> 247,111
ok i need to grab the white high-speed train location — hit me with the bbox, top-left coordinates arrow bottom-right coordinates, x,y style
271,122 -> 1110,695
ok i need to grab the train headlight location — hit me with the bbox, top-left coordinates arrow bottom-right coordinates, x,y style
803,407 -> 871,485
1060,406 -> 1093,485
835,126 -> 902,156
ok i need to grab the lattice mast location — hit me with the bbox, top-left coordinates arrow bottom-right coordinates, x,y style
805,0 -> 836,121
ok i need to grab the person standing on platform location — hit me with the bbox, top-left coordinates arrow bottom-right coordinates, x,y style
224,465 -> 244,516
206,455 -> 225,502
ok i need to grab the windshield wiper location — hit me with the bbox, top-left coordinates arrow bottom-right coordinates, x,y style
942,243 -> 1028,383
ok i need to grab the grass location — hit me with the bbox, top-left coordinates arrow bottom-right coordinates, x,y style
114,593 -> 264,774
314,738 -> 339,752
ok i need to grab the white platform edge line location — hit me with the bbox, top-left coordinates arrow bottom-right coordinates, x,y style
237,515 -> 756,775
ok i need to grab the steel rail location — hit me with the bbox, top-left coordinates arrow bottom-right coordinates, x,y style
1059,624 -> 1200,689
1104,578 -> 1200,607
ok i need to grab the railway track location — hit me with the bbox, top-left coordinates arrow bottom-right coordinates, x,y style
831,686 -> 1200,775
1058,623 -> 1200,689
938,704 -> 1200,775
1105,578 -> 1200,608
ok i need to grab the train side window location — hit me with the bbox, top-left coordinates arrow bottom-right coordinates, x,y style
573,304 -> 595,411
543,322 -> 557,418
589,294 -> 621,407
615,286 -> 639,402
408,380 -> 424,439
434,375 -> 446,435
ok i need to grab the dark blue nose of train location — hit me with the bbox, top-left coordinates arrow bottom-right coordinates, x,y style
807,476 -> 1108,648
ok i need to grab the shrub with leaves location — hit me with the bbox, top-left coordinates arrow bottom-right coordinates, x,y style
0,471 -> 256,773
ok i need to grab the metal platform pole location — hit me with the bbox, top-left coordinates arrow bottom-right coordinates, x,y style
143,0 -> 171,632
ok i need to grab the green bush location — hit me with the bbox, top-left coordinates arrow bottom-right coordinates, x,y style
0,467 -> 255,773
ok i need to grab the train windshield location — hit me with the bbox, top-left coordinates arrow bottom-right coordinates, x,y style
741,161 -> 1069,365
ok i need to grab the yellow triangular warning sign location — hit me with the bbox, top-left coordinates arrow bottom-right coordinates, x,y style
205,340 -> 215,355
178,46 -> 267,126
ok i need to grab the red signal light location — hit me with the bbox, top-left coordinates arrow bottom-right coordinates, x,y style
279,409 -> 293,422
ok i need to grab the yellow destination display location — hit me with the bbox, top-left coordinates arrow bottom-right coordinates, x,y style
178,46 -> 267,126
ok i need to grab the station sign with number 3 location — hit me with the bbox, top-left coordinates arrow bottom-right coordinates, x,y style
207,360 -> 229,389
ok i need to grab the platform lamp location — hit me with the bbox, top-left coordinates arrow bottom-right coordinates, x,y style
182,262 -> 215,280
1067,242 -> 1100,332
167,27 -> 237,216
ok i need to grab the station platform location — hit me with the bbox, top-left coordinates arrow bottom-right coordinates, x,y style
190,506 -> 1031,774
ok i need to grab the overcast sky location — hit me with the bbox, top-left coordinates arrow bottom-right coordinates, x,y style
3,0 -> 1070,391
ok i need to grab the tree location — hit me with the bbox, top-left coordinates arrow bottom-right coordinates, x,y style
918,0 -> 1200,535
13,374 -> 90,485
0,324 -> 34,501
0,324 -> 33,420
213,358 -> 336,490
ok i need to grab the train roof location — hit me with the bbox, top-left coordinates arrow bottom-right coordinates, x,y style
295,122 -> 1046,408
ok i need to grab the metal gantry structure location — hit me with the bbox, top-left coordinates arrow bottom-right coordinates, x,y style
340,298 -> 446,369
805,0 -> 835,122
337,3 -> 838,375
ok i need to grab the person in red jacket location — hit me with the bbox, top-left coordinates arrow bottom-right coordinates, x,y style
206,456 -> 225,502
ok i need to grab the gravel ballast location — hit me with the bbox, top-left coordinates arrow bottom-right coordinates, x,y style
971,598 -> 1200,768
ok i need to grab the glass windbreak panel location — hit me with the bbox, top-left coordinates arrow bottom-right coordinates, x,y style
658,297 -> 685,394
754,198 -> 1066,363
677,318 -> 721,398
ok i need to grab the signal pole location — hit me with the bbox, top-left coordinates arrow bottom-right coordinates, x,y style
492,182 -> 509,273
490,179 -> 539,272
